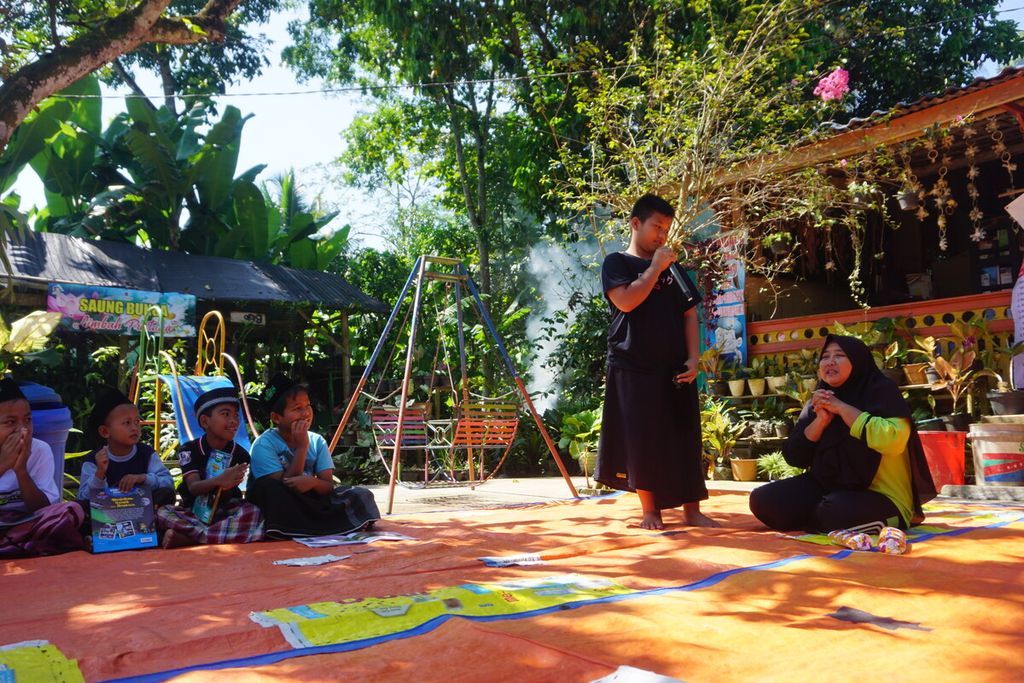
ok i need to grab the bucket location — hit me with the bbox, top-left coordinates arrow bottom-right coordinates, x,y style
918,431 -> 965,488
967,423 -> 1024,486
18,381 -> 73,492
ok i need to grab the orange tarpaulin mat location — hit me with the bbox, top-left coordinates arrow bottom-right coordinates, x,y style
2,491 -> 1023,682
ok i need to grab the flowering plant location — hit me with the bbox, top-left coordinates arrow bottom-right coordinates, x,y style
814,67 -> 849,101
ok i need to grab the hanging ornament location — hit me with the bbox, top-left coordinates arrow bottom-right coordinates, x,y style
990,122 -> 1017,190
964,126 -> 984,241
931,159 -> 952,251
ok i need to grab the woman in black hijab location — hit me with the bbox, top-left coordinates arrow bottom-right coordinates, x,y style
749,335 -> 936,533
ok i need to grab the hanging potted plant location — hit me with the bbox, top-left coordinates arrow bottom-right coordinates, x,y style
897,186 -> 920,211
763,231 -> 794,256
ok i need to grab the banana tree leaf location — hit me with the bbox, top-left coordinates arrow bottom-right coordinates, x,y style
3,311 -> 62,354
278,212 -> 318,246
0,99 -> 72,193
289,237 -> 318,270
176,106 -> 208,161
231,180 -> 268,259
125,98 -> 175,151
123,129 -> 183,202
39,187 -> 74,218
235,164 -> 266,184
314,222 -> 349,270
191,107 -> 249,210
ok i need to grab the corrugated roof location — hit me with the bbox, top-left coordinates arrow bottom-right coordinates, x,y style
5,231 -> 387,313
824,65 -> 1024,133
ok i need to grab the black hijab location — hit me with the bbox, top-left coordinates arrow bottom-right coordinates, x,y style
792,335 -> 936,515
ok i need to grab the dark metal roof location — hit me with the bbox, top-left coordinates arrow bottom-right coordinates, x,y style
5,231 -> 387,313
824,65 -> 1024,134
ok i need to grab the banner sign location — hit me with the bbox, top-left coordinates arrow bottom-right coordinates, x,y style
708,236 -> 746,365
47,283 -> 196,337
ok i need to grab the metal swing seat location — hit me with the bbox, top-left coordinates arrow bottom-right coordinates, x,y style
367,397 -> 521,488
363,302 -> 522,488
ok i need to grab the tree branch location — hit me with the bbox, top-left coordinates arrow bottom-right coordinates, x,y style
111,57 -> 156,111
0,0 -> 244,151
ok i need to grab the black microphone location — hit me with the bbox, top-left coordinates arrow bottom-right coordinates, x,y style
669,262 -> 700,305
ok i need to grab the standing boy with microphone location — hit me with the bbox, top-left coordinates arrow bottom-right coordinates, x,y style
596,193 -> 718,530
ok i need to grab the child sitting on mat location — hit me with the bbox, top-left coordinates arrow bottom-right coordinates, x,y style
78,388 -> 175,506
246,374 -> 379,538
156,386 -> 265,548
0,378 -> 86,558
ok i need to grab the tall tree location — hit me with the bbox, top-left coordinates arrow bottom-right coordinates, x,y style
0,0 -> 251,152
285,0 -> 526,298
106,0 -> 280,116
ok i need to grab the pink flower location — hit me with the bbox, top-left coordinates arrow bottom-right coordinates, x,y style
814,68 -> 849,102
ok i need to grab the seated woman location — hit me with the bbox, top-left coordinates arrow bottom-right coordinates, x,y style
749,335 -> 937,534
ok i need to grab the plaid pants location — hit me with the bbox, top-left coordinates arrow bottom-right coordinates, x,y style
156,499 -> 265,548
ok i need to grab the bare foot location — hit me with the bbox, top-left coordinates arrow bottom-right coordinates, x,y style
640,511 -> 664,530
682,510 -> 721,528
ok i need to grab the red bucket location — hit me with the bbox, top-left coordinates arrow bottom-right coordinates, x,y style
918,431 -> 966,488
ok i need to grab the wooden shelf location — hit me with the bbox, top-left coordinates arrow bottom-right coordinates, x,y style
736,436 -> 787,446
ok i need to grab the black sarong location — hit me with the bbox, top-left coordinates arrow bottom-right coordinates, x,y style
246,478 -> 380,539
595,365 -> 708,509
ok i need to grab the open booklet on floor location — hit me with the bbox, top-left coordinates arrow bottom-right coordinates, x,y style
292,530 -> 415,548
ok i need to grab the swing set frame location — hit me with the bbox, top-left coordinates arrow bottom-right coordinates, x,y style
328,255 -> 579,513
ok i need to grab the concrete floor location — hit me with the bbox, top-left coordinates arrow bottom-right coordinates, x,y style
365,476 -> 760,515
363,476 -> 1019,516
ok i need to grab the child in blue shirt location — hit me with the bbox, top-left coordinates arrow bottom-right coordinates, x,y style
247,374 -> 379,538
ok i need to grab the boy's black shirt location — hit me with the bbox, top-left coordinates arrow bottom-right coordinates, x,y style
176,435 -> 250,507
601,251 -> 702,374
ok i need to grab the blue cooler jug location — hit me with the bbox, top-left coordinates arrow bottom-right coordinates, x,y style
17,381 -> 74,492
